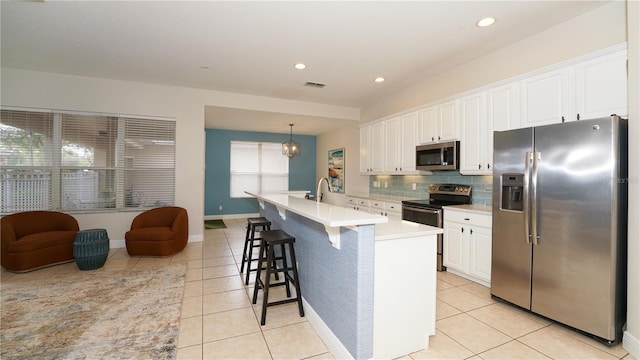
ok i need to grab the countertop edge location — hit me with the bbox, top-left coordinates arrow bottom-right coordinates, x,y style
443,204 -> 493,214
246,191 -> 389,227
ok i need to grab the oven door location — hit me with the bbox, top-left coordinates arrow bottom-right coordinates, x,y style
401,204 -> 441,227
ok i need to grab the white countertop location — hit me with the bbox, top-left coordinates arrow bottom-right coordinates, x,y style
246,191 -> 389,227
375,219 -> 442,241
443,204 -> 493,214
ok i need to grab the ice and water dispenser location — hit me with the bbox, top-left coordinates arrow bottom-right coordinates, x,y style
501,174 -> 524,211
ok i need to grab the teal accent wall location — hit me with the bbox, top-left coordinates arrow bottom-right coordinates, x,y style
369,172 -> 493,205
205,129 -> 317,216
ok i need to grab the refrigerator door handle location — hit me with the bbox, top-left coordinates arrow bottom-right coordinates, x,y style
524,151 -> 532,244
532,151 -> 541,245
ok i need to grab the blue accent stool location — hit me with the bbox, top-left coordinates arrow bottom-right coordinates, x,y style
74,229 -> 109,270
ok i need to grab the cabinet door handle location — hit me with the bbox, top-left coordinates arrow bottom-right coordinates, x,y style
478,164 -> 481,170
577,113 -> 580,121
487,163 -> 491,169
461,227 -> 464,233
562,116 -> 566,123
431,136 -> 435,141
438,136 -> 441,140
470,229 -> 474,235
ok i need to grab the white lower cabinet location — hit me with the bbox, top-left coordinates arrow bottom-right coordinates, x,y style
346,197 -> 370,213
347,196 -> 402,219
370,200 -> 386,216
443,208 -> 492,286
385,201 -> 402,219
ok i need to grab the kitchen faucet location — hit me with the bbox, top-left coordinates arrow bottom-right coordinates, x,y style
316,177 -> 333,202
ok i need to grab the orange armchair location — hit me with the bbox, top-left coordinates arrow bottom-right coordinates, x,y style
1,211 -> 79,272
125,206 -> 188,256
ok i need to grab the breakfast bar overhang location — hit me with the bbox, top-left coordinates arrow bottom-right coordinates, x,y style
246,192 -> 442,359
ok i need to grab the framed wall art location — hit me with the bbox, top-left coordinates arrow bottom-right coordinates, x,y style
328,148 -> 345,193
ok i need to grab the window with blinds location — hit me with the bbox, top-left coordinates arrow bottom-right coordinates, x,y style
230,141 -> 289,198
0,108 -> 175,214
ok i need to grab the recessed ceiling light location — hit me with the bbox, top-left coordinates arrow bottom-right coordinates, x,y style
476,17 -> 496,28
294,63 -> 306,70
374,77 -> 385,83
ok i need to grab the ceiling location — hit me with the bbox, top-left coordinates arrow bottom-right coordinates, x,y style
1,1 -> 610,135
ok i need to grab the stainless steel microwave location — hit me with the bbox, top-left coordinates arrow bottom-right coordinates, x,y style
416,141 -> 460,171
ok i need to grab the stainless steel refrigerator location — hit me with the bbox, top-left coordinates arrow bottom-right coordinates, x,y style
491,115 -> 628,344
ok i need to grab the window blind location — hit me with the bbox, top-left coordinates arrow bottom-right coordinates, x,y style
0,108 -> 176,214
230,141 -> 288,198
0,110 -> 54,212
122,117 -> 175,208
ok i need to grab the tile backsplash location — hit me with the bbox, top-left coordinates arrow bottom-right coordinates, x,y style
369,171 -> 493,206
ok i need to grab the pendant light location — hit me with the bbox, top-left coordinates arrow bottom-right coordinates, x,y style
282,124 -> 301,158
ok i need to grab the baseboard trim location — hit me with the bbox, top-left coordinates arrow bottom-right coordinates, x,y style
111,239 -> 125,248
623,330 -> 639,360
109,234 -> 202,249
302,297 -> 355,360
204,213 -> 259,220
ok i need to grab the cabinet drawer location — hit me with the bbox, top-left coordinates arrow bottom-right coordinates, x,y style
347,197 -> 358,206
386,202 -> 401,213
357,199 -> 371,207
444,209 -> 491,227
370,201 -> 385,210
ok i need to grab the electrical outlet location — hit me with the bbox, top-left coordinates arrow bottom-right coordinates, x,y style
218,205 -> 223,210
412,183 -> 417,191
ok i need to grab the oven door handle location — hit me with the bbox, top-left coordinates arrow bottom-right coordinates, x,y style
402,205 -> 440,214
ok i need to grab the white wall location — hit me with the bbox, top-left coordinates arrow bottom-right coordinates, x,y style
316,123 -> 369,204
624,1 -> 639,358
1,69 -> 358,245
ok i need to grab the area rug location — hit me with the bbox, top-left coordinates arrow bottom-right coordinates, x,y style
204,219 -> 226,229
1,263 -> 186,360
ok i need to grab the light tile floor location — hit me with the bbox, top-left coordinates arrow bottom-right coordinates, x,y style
1,218 -> 635,360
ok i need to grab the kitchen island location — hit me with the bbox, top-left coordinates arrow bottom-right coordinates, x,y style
246,192 -> 442,359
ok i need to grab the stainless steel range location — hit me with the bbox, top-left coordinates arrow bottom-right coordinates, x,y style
402,184 -> 472,271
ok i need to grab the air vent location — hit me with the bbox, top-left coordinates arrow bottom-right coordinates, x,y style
304,81 -> 326,88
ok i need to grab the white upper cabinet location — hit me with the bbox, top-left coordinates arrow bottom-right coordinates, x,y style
417,106 -> 438,143
461,83 -> 519,175
460,92 -> 489,174
385,112 -> 418,173
384,117 -> 400,173
418,100 -> 460,144
575,49 -> 628,119
439,99 -> 460,141
520,67 -> 573,128
488,82 -> 519,132
399,113 -> 418,173
370,122 -> 385,173
519,46 -> 627,128
360,122 -> 385,174
359,125 -> 371,173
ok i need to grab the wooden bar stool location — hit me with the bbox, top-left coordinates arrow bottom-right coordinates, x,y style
251,229 -> 304,325
241,217 -> 272,285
